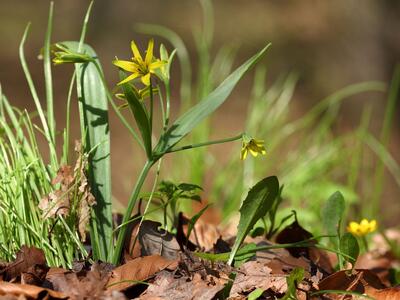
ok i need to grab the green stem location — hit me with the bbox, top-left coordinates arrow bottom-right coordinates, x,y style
361,236 -> 369,252
149,78 -> 154,138
112,160 -> 154,264
166,133 -> 243,154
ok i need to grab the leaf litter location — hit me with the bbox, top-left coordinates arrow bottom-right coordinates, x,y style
3,202 -> 400,299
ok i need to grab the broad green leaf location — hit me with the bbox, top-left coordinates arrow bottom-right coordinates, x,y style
282,267 -> 304,300
227,176 -> 279,265
321,191 -> 345,243
120,74 -> 152,158
61,41 -> 112,262
153,44 -> 271,156
339,232 -> 359,266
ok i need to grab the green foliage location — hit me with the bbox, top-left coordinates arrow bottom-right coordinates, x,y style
153,44 -> 270,156
282,267 -> 304,300
247,288 -> 264,300
322,191 -> 345,243
59,41 -> 112,262
228,176 -> 279,265
120,72 -> 152,159
339,232 -> 360,267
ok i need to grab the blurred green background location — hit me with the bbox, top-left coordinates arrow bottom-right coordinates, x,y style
0,0 -> 399,225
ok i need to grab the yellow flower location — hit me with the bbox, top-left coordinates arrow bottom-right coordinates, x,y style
240,135 -> 267,160
112,39 -> 166,86
347,219 -> 377,236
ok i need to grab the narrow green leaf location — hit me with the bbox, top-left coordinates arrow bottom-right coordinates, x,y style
186,204 -> 211,242
154,44 -> 271,155
120,74 -> 152,158
227,176 -> 279,265
339,232 -> 359,266
282,267 -> 304,300
60,41 -> 112,262
248,288 -> 264,300
321,191 -> 345,242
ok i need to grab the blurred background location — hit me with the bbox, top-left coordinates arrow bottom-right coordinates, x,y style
0,0 -> 399,227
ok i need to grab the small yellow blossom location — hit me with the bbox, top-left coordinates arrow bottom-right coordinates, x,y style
347,219 -> 377,236
240,135 -> 267,160
112,39 -> 166,86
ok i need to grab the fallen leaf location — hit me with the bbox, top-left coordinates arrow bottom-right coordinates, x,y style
3,246 -> 47,281
229,260 -> 287,298
275,220 -> 314,258
140,271 -> 224,300
366,286 -> 400,300
39,141 -> 96,241
107,255 -> 178,291
317,269 -> 386,299
138,220 -> 181,260
0,282 -> 67,299
49,263 -> 119,299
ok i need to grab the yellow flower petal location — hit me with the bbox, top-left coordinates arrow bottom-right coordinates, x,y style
117,72 -> 140,85
141,73 -> 151,86
249,149 -> 259,157
149,60 -> 167,72
131,40 -> 143,62
369,220 -> 377,232
145,39 -> 154,65
112,60 -> 138,72
240,147 -> 248,160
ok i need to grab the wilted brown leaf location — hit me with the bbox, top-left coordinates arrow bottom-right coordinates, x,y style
138,220 -> 181,260
317,269 -> 386,299
366,286 -> 400,300
275,220 -> 314,258
0,282 -> 67,299
230,260 -> 287,298
3,246 -> 47,281
48,263 -> 120,299
39,141 -> 96,241
140,271 -> 224,300
107,255 -> 178,291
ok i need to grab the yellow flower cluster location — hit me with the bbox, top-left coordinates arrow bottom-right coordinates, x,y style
347,219 -> 377,236
112,39 -> 165,86
240,136 -> 267,160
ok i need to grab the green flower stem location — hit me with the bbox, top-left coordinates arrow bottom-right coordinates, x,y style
165,81 -> 171,130
165,133 -> 243,154
112,159 -> 154,264
149,79 -> 154,137
92,61 -> 145,151
361,236 -> 369,252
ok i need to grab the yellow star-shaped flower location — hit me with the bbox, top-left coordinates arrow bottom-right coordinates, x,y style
347,219 -> 377,236
240,135 -> 267,160
112,39 -> 166,86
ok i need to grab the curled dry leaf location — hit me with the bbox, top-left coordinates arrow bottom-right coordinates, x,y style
229,260 -> 287,298
3,246 -> 47,281
0,282 -> 67,299
107,255 -> 178,291
48,263 -> 120,299
317,269 -> 386,299
140,271 -> 224,300
39,141 -> 96,241
138,220 -> 181,260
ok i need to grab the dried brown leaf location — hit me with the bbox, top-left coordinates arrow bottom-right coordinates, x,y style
317,269 -> 386,299
49,263 -> 118,299
138,221 -> 181,260
0,282 -> 67,299
140,271 -> 224,300
366,286 -> 400,300
229,260 -> 287,298
3,246 -> 47,281
39,141 -> 96,241
107,255 -> 178,291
